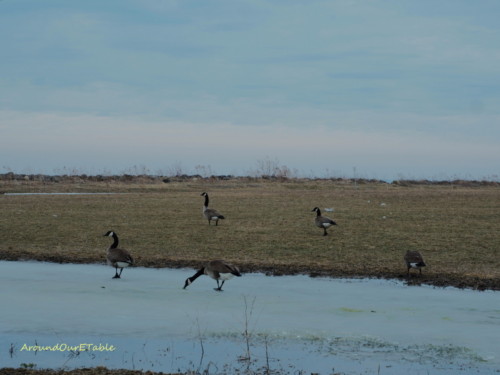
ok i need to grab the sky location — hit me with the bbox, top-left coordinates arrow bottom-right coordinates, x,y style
1,0 -> 499,181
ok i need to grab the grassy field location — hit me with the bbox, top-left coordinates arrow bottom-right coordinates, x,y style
1,177 -> 499,290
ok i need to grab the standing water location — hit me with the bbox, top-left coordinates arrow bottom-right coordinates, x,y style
0,261 -> 498,374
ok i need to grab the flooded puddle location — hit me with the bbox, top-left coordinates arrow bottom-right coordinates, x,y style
4,192 -> 125,196
1,261 -> 499,374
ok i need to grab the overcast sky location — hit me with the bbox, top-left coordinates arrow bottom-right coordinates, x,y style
1,0 -> 499,181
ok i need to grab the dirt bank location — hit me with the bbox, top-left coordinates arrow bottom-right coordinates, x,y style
0,368 -> 179,375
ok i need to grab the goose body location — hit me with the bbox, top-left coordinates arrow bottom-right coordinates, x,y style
183,260 -> 241,291
404,250 -> 426,276
312,207 -> 337,236
201,192 -> 225,225
104,231 -> 134,279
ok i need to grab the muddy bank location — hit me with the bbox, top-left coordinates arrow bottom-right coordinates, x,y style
0,368 -> 178,375
1,250 -> 498,291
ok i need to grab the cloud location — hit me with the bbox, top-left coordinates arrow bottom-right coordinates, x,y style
3,0 -> 500,117
1,1 -> 500,180
2,110 -> 498,180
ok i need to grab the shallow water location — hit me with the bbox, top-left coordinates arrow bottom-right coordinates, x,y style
4,192 -> 124,196
1,261 -> 499,374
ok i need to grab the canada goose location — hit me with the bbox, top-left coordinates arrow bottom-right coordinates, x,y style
103,231 -> 134,279
201,192 -> 225,226
312,207 -> 337,236
183,260 -> 241,291
404,250 -> 426,276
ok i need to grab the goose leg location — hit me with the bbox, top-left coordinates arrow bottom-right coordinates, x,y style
214,279 -> 224,291
113,268 -> 121,279
323,228 -> 328,236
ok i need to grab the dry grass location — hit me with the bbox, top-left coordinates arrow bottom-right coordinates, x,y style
1,178 -> 499,289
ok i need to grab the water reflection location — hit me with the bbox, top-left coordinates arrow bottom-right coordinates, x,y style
1,261 -> 499,374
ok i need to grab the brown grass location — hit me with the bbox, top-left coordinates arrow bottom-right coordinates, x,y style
1,178 -> 499,290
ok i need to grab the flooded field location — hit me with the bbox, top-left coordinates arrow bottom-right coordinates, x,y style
4,192 -> 125,196
1,261 -> 499,374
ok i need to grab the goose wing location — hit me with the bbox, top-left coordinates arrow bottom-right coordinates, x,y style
204,208 -> 225,219
107,248 -> 134,266
208,260 -> 241,276
316,216 -> 336,227
404,251 -> 425,266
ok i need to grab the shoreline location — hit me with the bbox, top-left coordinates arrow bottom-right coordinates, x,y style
1,254 -> 498,291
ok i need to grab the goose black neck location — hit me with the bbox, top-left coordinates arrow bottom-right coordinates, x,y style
316,208 -> 322,216
110,233 -> 119,249
232,269 -> 242,277
203,194 -> 209,207
190,267 -> 205,281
